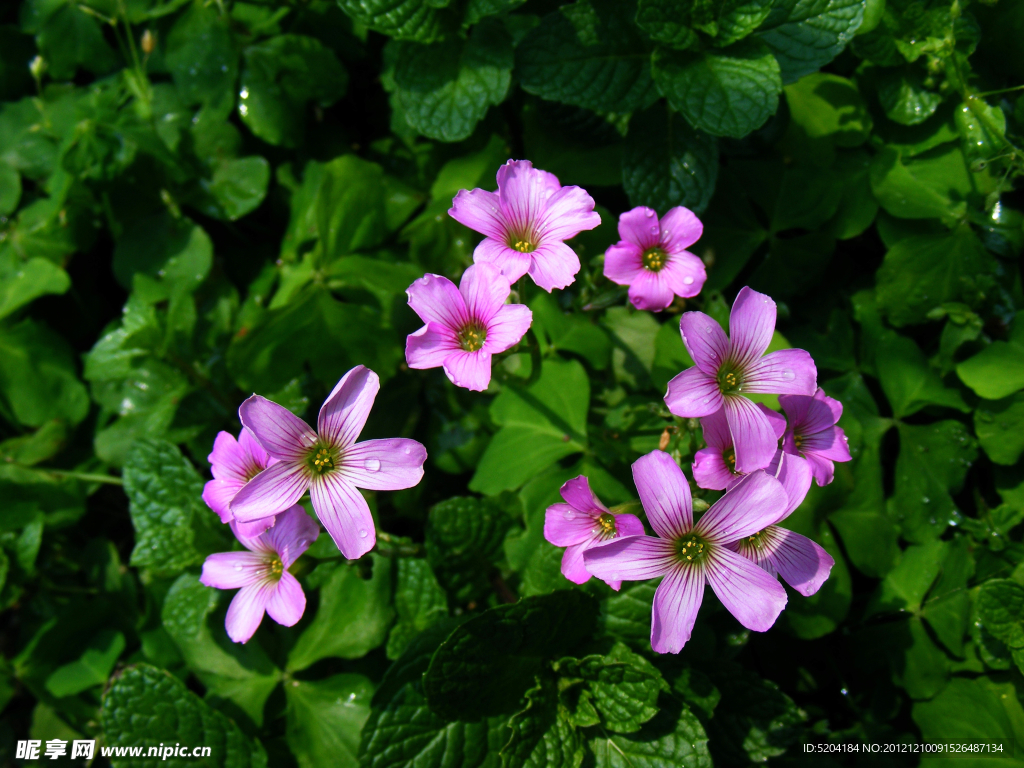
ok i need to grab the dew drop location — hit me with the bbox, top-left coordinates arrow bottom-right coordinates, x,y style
922,496 -> 930,504
683,276 -> 694,285
780,370 -> 795,380
403,446 -> 411,454
364,458 -> 381,472
644,209 -> 655,218
234,564 -> 243,572
704,327 -> 712,333
359,529 -> 368,538
650,226 -> 659,234
565,511 -> 575,520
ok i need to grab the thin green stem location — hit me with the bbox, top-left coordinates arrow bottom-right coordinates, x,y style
40,469 -> 123,486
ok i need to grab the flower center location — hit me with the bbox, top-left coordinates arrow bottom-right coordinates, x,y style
675,533 -> 709,565
723,447 -> 738,473
596,512 -> 617,538
268,556 -> 284,580
717,366 -> 743,395
793,434 -> 804,450
512,239 -> 535,253
457,321 -> 487,352
744,530 -> 766,550
641,247 -> 668,272
309,445 -> 335,474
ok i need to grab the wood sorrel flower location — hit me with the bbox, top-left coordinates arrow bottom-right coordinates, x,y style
543,475 -> 645,590
780,388 -> 852,486
202,428 -> 279,538
200,505 -> 319,644
603,205 -> 707,311
584,450 -> 789,654
448,159 -> 601,292
405,263 -> 533,392
229,366 -> 427,560
693,404 -> 786,490
665,287 -> 817,473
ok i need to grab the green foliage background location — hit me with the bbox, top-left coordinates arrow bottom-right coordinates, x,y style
1,0 -> 1023,764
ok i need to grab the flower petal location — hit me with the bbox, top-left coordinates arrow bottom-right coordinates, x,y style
527,241 -> 580,292
265,572 -> 306,626
780,388 -> 841,435
616,206 -> 661,250
800,427 -> 853,463
498,159 -> 559,235
239,395 -> 316,461
699,405 -> 731,450
233,515 -> 277,540
743,349 -> 817,395
628,270 -> 675,312
263,505 -> 320,568
485,304 -> 532,354
659,205 -> 703,252
727,287 -> 776,369
318,365 -> 380,448
632,450 -> 693,539
309,474 -> 376,559
665,367 -> 723,418
539,185 -> 601,242
443,349 -> 493,391
560,475 -> 608,514
723,395 -> 779,473
651,565 -> 705,654
614,513 -> 645,538
208,431 -> 249,483
696,470 -> 789,544
203,478 -> 242,523
460,262 -> 510,325
762,527 -> 834,596
545,503 -> 599,546
225,584 -> 271,643
659,252 -> 706,299
680,312 -> 730,376
561,540 -> 596,584
603,242 -> 644,285
341,438 -> 427,491
448,188 -> 507,240
758,403 -> 788,441
406,273 -> 467,331
230,461 -> 309,523
769,450 -> 813,518
406,324 -> 460,370
583,535 -> 676,581
704,545 -> 788,632
692,447 -> 738,491
238,428 -> 271,473
473,237 -> 533,283
804,451 -> 838,487
201,551 -> 267,590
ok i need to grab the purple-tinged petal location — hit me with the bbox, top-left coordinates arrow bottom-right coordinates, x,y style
561,540 -> 595,584
699,406 -> 732,450
743,349 -> 817,395
695,470 -> 788,544
309,474 -> 376,560
318,366 -> 379,448
473,238 -> 533,283
201,551 -> 267,590
497,160 -> 559,234
800,428 -> 852,463
448,188 -> 507,240
616,207 -> 662,250
692,447 -> 738,491
203,478 -> 242,523
758,403 -> 788,441
443,349 -> 493,391
659,206 -> 703,252
651,565 -> 705,654
659,253 -> 706,299
762,527 -> 834,596
780,389 -> 841,435
406,273 -> 467,332
632,450 -> 694,539
583,535 -> 676,581
614,513 -> 646,538
208,431 -> 250,483
238,428 -> 271,473
704,545 -> 787,632
460,263 -> 510,325
496,159 -> 562,196
341,438 -> 427,491
225,584 -> 271,644
263,505 -> 319,568
728,287 -> 776,369
680,312 -> 730,376
230,461 -> 309,523
768,451 -> 813,518
406,324 -> 461,369
265,572 -> 306,626
723,396 -> 778,473
484,304 -> 532,354
545,503 -> 599,546
539,185 -> 601,242
628,271 -> 675,312
239,395 -> 316,461
665,367 -> 723,418
804,451 -> 837,487
603,242 -> 644,285
233,515 -> 277,540
527,241 -> 580,292
560,475 -> 608,514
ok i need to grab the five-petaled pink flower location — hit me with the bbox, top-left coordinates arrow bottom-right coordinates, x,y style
693,404 -> 786,490
543,475 -> 645,590
405,263 -> 533,392
448,159 -> 601,292
203,428 -> 279,538
584,450 -> 789,654
229,365 -> 427,560
665,287 -> 817,473
780,388 -> 851,486
200,505 -> 319,643
603,206 -> 707,311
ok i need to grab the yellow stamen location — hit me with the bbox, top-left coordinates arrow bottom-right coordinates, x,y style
641,247 -> 667,272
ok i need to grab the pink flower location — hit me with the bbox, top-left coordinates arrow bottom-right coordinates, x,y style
200,505 -> 319,643
202,429 -> 279,538
779,388 -> 852,486
603,206 -> 707,311
405,263 -> 533,392
543,476 -> 645,590
448,159 -> 601,292
229,366 -> 427,560
584,450 -> 789,654
665,287 -> 817,473
692,405 -> 786,490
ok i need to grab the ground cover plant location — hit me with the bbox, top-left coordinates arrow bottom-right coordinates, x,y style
1,0 -> 1023,765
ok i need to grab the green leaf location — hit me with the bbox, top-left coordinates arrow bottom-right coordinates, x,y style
975,394 -> 1024,466
530,293 -> 611,370
239,35 -> 347,147
875,334 -> 969,418
425,496 -> 512,604
0,251 -> 70,321
622,101 -> 719,215
516,1 -> 657,114
913,677 -> 1024,758
337,0 -> 452,42
956,98 -> 1008,166
33,4 -> 118,80
635,0 -> 699,49
288,555 -> 395,671
598,581 -> 657,651
44,629 -> 125,698
113,213 -> 213,293
957,331 -> 1024,401
780,522 -> 853,639
165,2 -> 238,110
286,675 -> 375,768
199,157 -> 271,221
503,676 -> 585,768
0,161 -> 20,215
316,156 -> 391,260
868,540 -> 946,615
602,306 -> 660,390
387,558 -> 449,659
877,66 -> 943,126
387,21 -> 512,142
100,664 -> 267,768
869,145 -> 972,221
589,696 -> 711,768
783,73 -> 872,147
423,591 -> 599,721
756,0 -> 866,83
921,536 -> 972,656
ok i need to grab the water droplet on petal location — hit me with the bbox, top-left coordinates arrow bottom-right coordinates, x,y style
704,327 -> 712,333
683,276 -> 694,285
565,511 -> 575,520
403,446 -> 411,455
645,209 -> 655,218
364,458 -> 381,472
359,529 -> 369,538
234,564 -> 243,572
780,370 -> 795,380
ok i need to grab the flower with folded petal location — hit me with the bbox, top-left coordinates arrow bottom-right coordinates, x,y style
202,428 -> 279,538
405,263 -> 533,392
604,206 -> 707,311
664,286 -> 817,473
543,475 -> 645,590
780,387 -> 852,486
448,159 -> 601,292
229,365 -> 427,560
584,450 -> 789,654
693,404 -> 786,490
200,505 -> 319,643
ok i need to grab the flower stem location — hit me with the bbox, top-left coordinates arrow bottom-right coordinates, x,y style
41,469 -> 123,486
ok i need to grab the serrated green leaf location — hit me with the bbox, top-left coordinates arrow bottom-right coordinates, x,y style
337,0 -> 453,42
503,676 -> 585,768
635,0 -> 699,49
387,558 -> 449,659
589,696 -> 711,768
286,675 -> 375,768
425,496 -> 511,604
598,580 -> 657,650
756,0 -> 866,83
